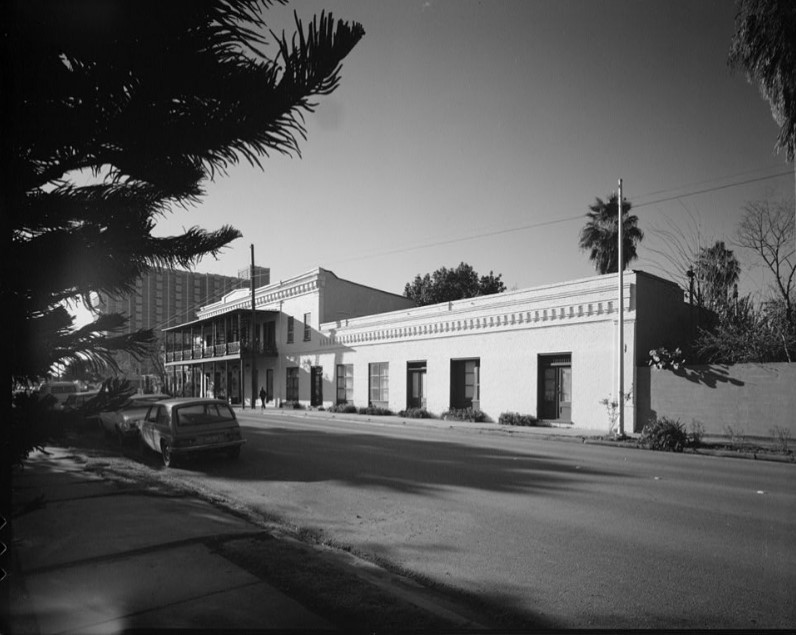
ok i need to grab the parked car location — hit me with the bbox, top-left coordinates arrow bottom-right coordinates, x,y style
37,381 -> 78,410
138,398 -> 245,467
99,393 -> 171,444
63,390 -> 101,426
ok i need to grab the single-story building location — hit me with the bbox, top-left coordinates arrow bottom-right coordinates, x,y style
163,267 -> 696,431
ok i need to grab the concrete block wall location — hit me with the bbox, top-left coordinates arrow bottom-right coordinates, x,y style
636,363 -> 796,438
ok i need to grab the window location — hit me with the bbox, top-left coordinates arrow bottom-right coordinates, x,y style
450,358 -> 480,409
369,362 -> 389,406
336,364 -> 353,404
175,403 -> 235,426
303,312 -> 312,341
286,367 -> 299,401
287,316 -> 294,343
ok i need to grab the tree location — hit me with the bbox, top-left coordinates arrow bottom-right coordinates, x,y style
695,294 -> 795,363
578,193 -> 643,275
728,0 -> 796,162
404,263 -> 506,306
693,241 -> 741,312
4,1 -> 365,382
736,198 -> 795,324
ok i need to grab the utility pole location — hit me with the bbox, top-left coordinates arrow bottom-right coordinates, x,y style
249,244 -> 257,409
617,178 -> 625,438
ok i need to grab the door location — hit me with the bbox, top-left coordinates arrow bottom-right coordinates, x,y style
310,366 -> 323,407
266,368 -> 274,402
407,362 -> 427,409
539,354 -> 572,421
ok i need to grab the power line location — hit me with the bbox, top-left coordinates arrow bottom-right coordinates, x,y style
634,170 -> 792,209
95,167 -> 794,328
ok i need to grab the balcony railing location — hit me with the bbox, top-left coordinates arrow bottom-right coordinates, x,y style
164,340 -> 277,362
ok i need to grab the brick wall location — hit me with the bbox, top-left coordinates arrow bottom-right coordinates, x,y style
636,363 -> 796,438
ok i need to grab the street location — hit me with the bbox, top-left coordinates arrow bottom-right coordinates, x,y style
150,411 -> 795,629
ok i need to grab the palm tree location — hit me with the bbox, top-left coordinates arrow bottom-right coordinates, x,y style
694,241 -> 742,312
6,1 -> 365,381
729,0 -> 796,162
579,194 -> 643,275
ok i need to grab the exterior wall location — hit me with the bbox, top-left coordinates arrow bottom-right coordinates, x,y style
308,319 -> 620,429
322,271 -> 416,323
632,270 -> 696,365
303,271 -> 671,431
637,363 -> 796,438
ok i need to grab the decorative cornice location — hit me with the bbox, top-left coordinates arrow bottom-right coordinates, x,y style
320,277 -> 636,348
197,271 -> 321,320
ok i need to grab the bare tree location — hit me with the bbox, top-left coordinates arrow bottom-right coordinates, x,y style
737,198 -> 796,323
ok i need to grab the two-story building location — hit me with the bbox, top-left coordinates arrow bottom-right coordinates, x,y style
163,267 -> 694,431
161,268 -> 416,407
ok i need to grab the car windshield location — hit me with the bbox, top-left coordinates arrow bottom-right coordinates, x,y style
175,403 -> 235,427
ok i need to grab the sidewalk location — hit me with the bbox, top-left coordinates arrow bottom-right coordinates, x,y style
9,447 -> 334,634
240,404 -> 609,440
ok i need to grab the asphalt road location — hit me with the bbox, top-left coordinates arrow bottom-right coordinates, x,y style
163,412 -> 795,629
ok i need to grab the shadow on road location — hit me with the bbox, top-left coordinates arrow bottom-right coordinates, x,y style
208,425 -> 631,496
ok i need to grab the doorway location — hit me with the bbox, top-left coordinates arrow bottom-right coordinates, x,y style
407,361 -> 427,409
539,354 -> 572,421
310,366 -> 323,407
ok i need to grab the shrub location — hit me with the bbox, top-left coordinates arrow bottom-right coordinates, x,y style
442,407 -> 486,422
280,400 -> 303,410
689,420 -> 705,447
398,408 -> 432,419
640,416 -> 688,452
358,405 -> 393,416
770,426 -> 792,455
648,346 -> 685,370
724,425 -> 747,449
498,412 -> 540,427
328,403 -> 358,414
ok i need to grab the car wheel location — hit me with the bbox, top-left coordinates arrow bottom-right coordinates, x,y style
161,440 -> 176,467
227,446 -> 241,460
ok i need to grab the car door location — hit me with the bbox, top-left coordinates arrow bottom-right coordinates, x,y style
152,405 -> 171,450
139,405 -> 159,450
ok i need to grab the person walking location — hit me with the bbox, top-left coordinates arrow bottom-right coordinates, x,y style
259,386 -> 267,410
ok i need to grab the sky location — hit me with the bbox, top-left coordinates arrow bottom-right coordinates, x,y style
73,0 -> 794,324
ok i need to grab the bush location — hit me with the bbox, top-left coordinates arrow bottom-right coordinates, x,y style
640,416 -> 688,452
328,403 -> 358,414
280,400 -> 303,410
648,346 -> 685,370
398,407 -> 432,418
689,420 -> 705,447
442,407 -> 486,422
498,412 -> 540,427
358,405 -> 394,416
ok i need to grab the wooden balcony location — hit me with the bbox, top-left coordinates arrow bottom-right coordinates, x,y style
164,340 -> 277,363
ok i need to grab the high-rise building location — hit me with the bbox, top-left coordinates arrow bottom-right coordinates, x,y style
94,267 -> 270,376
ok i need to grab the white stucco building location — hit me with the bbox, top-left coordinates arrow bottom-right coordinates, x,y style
163,267 -> 694,431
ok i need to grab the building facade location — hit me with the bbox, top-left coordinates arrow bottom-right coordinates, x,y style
163,267 -> 694,431
95,266 -> 271,333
